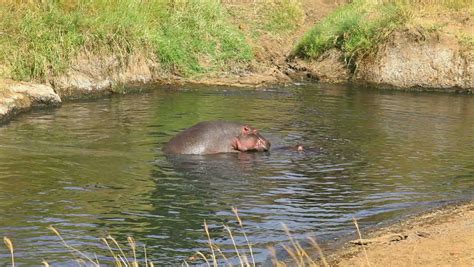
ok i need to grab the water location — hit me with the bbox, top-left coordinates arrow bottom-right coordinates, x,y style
0,84 -> 473,265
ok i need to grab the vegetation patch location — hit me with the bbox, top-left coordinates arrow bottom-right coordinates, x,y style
458,32 -> 474,49
294,0 -> 408,71
294,0 -> 472,71
257,0 -> 305,34
0,0 -> 253,82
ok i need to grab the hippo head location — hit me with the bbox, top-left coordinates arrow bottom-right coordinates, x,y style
295,144 -> 304,152
232,125 -> 271,152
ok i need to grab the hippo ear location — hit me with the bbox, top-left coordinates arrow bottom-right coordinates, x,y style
242,126 -> 251,134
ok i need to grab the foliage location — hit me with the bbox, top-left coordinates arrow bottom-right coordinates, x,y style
0,0 -> 253,81
293,0 -> 409,70
294,0 -> 472,70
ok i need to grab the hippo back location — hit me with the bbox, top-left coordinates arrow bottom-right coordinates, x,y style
163,121 -> 243,154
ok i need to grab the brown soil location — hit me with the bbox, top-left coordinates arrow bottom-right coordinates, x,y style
220,2 -> 473,90
216,0 -> 348,85
356,7 -> 474,90
331,201 -> 474,267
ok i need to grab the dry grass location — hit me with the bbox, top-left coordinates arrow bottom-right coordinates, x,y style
268,217 -> 373,267
2,226 -> 154,266
353,217 -> 370,267
2,211 -> 372,266
188,209 -> 370,267
191,211 -> 375,267
185,207 -> 257,266
3,237 -> 14,267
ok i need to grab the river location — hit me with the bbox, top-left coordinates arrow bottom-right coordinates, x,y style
0,84 -> 473,265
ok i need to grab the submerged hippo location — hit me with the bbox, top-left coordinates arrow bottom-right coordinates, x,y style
163,121 -> 271,155
293,144 -> 305,152
272,143 -> 322,154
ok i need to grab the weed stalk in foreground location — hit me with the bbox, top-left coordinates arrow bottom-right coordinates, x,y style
3,236 -> 14,267
187,208 -> 256,267
49,225 -> 152,266
193,208 -> 332,267
2,213 -> 370,266
353,217 -> 371,267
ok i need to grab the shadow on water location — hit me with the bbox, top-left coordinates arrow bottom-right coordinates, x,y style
0,84 -> 473,264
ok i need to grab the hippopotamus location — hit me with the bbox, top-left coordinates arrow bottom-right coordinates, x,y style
163,121 -> 271,155
272,143 -> 322,154
293,144 -> 305,152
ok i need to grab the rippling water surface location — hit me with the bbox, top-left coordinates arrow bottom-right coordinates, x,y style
0,84 -> 473,265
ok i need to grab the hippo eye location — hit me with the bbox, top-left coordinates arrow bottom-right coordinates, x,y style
242,126 -> 250,134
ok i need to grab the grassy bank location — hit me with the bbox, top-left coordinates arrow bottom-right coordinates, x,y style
0,1 -> 471,85
294,0 -> 473,70
0,0 -> 253,82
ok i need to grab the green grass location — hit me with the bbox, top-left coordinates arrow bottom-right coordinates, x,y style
458,32 -> 474,49
294,0 -> 472,70
293,0 -> 408,70
153,1 -> 252,75
258,0 -> 305,34
0,0 -> 253,82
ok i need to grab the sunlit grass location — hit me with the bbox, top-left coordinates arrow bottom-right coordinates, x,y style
458,32 -> 474,49
256,0 -> 305,34
400,0 -> 473,11
188,208 -> 342,266
3,237 -> 14,267
268,225 -> 327,266
186,207 -> 257,266
294,0 -> 409,70
0,0 -> 253,82
2,226 -> 155,266
294,0 -> 472,71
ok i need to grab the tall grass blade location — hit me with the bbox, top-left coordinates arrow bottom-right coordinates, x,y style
48,225 -> 99,266
203,220 -> 217,267
308,237 -> 329,267
196,251 -> 211,266
232,207 -> 256,267
127,236 -> 138,267
101,237 -> 122,266
223,224 -> 245,267
3,237 -> 14,267
107,235 -> 130,266
353,217 -> 371,267
282,224 -> 305,266
144,244 -> 149,267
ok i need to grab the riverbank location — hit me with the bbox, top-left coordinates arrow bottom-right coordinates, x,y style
0,0 -> 472,124
327,201 -> 474,267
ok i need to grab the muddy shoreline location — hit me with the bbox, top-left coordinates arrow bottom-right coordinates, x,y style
326,200 -> 474,266
268,199 -> 474,266
1,69 -> 472,126
1,37 -> 472,125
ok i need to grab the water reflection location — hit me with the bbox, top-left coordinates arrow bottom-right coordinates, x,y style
0,85 -> 473,264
